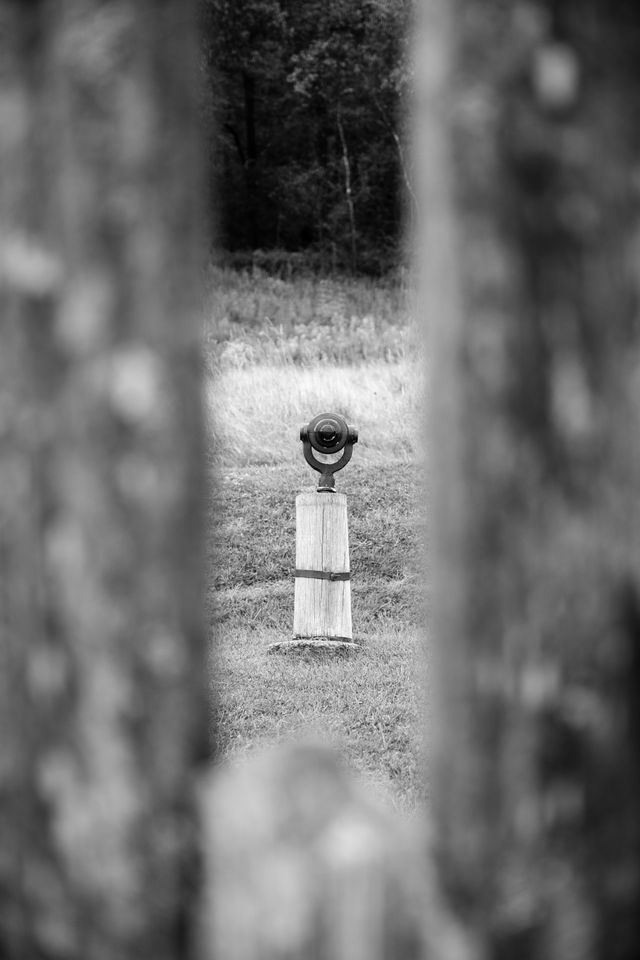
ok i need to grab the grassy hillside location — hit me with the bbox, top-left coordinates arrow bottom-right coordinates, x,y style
206,270 -> 426,811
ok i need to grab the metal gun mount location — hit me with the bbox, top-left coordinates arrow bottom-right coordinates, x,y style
299,412 -> 358,492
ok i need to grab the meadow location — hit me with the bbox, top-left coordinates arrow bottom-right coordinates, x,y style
206,265 -> 427,812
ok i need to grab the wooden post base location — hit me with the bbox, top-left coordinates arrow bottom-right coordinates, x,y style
267,637 -> 359,655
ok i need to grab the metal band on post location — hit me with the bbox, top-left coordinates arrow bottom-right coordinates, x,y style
294,569 -> 351,581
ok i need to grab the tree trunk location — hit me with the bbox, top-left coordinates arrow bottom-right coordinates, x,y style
337,107 -> 358,273
0,3 -> 207,958
242,70 -> 259,248
418,0 -> 640,957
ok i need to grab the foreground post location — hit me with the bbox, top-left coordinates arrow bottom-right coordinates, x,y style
269,413 -> 358,654
418,0 -> 640,957
0,4 -> 206,957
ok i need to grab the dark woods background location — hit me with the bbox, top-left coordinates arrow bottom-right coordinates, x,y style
199,0 -> 412,275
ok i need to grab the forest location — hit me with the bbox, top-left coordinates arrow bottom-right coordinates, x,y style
201,0 -> 412,274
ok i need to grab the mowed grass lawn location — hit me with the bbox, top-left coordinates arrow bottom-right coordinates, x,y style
207,268 -> 427,812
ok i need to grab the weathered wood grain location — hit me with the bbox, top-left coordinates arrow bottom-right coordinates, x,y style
293,491 -> 353,641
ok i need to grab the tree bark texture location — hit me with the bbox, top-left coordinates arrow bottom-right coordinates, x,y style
418,1 -> 640,958
0,3 -> 207,958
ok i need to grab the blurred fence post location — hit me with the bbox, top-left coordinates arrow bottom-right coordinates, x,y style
199,742 -> 430,960
0,3 -> 207,958
417,0 -> 640,957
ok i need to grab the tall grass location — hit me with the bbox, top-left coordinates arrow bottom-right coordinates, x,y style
205,266 -> 417,368
204,268 -> 423,467
208,362 -> 422,467
206,265 -> 412,330
208,314 -> 412,368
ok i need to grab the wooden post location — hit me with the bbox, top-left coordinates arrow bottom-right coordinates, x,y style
417,0 -> 640,956
200,741 -> 430,959
295,491 -> 352,640
269,491 -> 357,653
0,2 -> 206,956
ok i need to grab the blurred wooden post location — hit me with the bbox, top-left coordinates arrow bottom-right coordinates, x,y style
294,492 -> 352,640
417,0 -> 640,958
200,742 -> 430,960
0,3 -> 207,958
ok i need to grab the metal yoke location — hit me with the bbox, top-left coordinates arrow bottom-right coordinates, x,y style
299,412 -> 358,492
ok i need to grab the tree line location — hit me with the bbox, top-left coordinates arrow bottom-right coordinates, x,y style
200,0 -> 412,274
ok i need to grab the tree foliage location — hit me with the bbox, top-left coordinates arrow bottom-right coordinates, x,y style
201,0 -> 411,273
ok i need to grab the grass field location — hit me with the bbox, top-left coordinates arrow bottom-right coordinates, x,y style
207,268 -> 427,812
